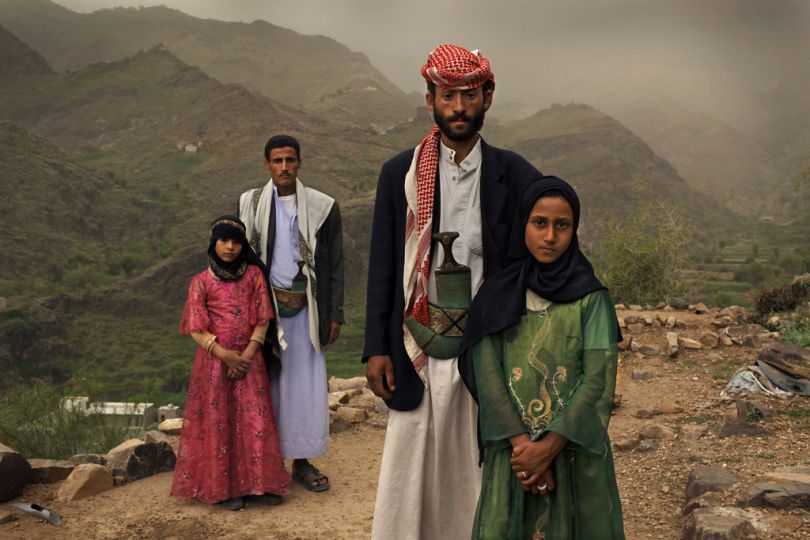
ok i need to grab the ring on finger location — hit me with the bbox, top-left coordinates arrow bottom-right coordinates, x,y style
536,482 -> 547,490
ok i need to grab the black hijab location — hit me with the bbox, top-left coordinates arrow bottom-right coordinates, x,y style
460,176 -> 606,359
207,215 -> 265,280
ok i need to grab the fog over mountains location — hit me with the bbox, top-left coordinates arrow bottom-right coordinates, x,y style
23,0 -> 810,214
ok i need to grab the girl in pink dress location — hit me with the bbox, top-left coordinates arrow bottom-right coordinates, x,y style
171,215 -> 290,510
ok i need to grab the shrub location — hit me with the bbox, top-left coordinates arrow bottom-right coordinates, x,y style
0,379 -> 131,459
592,203 -> 691,305
755,273 -> 810,314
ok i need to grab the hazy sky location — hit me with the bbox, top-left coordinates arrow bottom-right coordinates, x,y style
55,0 -> 810,127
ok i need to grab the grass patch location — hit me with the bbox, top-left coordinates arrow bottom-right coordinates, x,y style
326,349 -> 366,379
780,407 -> 810,419
680,413 -> 719,425
0,379 -> 133,459
781,320 -> 810,348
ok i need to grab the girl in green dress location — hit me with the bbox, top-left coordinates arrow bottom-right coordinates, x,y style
460,176 -> 625,539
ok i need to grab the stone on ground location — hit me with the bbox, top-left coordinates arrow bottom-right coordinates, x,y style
682,491 -> 724,516
158,418 -> 183,435
635,439 -> 659,452
639,424 -> 677,440
328,391 -> 351,410
699,331 -> 719,348
329,410 -> 350,433
652,402 -> 683,414
348,393 -> 387,414
336,406 -> 367,424
57,464 -> 113,501
107,439 -> 143,471
70,453 -> 108,466
740,467 -> 810,509
144,430 -> 171,445
327,376 -> 367,392
27,458 -> 74,484
0,443 -> 31,502
123,442 -> 176,483
718,419 -> 768,438
613,437 -> 640,451
685,466 -> 740,501
627,323 -> 645,334
668,297 -> 689,309
107,439 -> 176,483
683,507 -> 758,540
639,344 -> 659,356
666,332 -> 679,357
679,337 -> 704,350
680,424 -> 709,441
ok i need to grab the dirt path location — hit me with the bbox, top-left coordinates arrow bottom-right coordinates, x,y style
7,426 -> 386,540
4,308 -> 810,539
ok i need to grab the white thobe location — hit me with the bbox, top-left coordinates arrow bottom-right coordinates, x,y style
372,140 -> 484,540
269,189 -> 329,459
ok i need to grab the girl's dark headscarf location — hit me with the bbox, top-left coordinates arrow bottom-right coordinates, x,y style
208,215 -> 266,281
459,176 -> 607,399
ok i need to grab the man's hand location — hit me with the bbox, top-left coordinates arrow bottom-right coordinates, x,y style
326,322 -> 341,345
366,354 -> 395,400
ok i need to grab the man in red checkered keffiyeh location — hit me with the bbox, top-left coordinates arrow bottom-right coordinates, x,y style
403,44 -> 495,375
363,43 -> 542,540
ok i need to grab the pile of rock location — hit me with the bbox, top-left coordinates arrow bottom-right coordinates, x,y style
0,421 -> 181,505
682,465 -> 810,538
327,376 -> 388,433
2,378 -> 384,510
616,301 -> 783,360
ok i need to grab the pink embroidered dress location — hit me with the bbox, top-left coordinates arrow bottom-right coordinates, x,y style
171,264 -> 290,502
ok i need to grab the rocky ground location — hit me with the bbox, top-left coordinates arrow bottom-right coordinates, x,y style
2,303 -> 809,539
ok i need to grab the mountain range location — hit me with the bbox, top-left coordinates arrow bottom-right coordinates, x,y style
0,2 -> 797,398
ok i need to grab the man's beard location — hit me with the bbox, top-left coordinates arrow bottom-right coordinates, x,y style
434,107 -> 485,142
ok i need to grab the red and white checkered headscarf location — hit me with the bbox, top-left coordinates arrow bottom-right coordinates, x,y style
404,45 -> 494,373
421,43 -> 495,91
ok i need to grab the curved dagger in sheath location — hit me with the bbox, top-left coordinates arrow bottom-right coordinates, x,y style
405,232 -> 472,359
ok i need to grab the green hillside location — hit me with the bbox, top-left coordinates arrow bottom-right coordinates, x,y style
0,122 -> 155,297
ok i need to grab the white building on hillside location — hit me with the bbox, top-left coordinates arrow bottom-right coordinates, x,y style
62,396 -> 157,429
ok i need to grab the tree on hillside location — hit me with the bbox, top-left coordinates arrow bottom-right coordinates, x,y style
591,203 -> 692,305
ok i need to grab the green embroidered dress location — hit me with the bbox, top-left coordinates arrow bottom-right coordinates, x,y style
471,289 -> 625,540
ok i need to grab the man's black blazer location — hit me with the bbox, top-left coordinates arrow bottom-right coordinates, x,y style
362,138 -> 542,411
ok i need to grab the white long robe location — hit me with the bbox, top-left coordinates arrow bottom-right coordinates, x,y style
372,141 -> 484,540
267,188 -> 328,459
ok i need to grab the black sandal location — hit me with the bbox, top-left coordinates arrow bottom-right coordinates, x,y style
292,463 -> 330,492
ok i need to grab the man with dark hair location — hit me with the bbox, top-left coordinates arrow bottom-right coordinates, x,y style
363,44 -> 542,539
240,134 -> 344,493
